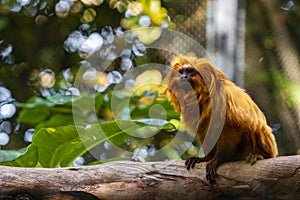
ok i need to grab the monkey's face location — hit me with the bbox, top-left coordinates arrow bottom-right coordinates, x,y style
167,55 -> 226,98
167,57 -> 205,97
177,63 -> 203,90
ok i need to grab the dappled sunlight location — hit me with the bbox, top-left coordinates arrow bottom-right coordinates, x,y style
55,0 -> 73,18
0,132 -> 9,146
0,87 -> 11,102
134,69 -> 163,95
38,69 -> 56,89
0,86 -> 15,147
81,0 -> 104,6
0,104 -> 16,119
281,0 -> 295,11
24,128 -> 34,143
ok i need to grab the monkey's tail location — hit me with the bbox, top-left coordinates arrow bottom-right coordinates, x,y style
255,125 -> 278,158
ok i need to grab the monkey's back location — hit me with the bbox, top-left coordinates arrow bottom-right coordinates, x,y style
223,80 -> 278,159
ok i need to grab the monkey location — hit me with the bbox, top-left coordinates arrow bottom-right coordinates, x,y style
164,55 -> 278,184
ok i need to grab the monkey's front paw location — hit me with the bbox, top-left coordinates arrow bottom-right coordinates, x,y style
185,157 -> 201,170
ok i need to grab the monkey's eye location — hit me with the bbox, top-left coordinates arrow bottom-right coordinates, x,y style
178,68 -> 184,74
187,68 -> 195,74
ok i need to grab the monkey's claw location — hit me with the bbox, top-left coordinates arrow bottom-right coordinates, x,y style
185,157 -> 201,170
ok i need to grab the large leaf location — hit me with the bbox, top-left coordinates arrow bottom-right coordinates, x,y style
0,120 -> 176,168
130,100 -> 180,120
35,114 -> 74,130
18,106 -> 51,124
46,93 -> 76,106
0,146 -> 29,162
16,96 -> 55,108
0,145 -> 38,167
16,95 -> 73,125
32,120 -> 176,167
32,125 -> 86,167
98,119 -> 176,147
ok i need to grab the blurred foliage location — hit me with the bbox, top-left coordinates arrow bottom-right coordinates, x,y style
0,0 -> 174,100
245,0 -> 300,155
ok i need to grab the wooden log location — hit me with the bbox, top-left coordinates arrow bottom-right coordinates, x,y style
0,155 -> 299,199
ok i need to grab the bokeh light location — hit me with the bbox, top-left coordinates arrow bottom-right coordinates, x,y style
24,128 -> 35,143
38,69 -> 56,88
0,87 -> 12,102
82,8 -> 97,23
81,0 -> 104,6
72,156 -> 85,166
0,132 -> 9,146
55,0 -> 73,18
0,121 -> 11,134
0,104 -> 16,119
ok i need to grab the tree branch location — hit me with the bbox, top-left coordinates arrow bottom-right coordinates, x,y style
1,155 -> 299,199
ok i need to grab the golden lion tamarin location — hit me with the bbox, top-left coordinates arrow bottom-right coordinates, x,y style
165,55 -> 278,184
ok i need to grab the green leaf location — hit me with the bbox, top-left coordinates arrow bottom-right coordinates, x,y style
18,106 -> 51,124
15,96 -> 55,108
16,94 -> 76,125
0,146 -> 28,162
31,120 -> 176,168
35,114 -> 74,130
130,100 -> 180,120
0,145 -> 38,167
46,93 -> 77,105
32,125 -> 85,167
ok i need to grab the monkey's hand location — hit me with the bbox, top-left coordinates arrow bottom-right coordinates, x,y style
185,155 -> 213,169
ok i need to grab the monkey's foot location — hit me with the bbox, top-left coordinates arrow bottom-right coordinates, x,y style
246,153 -> 263,165
185,156 -> 210,170
206,160 -> 218,185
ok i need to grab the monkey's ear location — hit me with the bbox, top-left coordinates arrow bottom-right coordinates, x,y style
170,55 -> 185,70
194,59 -> 225,94
170,55 -> 196,70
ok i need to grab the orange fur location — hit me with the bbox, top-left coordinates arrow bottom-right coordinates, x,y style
165,55 -> 278,184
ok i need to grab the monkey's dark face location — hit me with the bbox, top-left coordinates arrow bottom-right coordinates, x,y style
166,56 -> 209,99
178,64 -> 196,85
179,64 -> 195,79
177,64 -> 203,90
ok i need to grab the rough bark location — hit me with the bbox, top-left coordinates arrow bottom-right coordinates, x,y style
0,155 -> 299,200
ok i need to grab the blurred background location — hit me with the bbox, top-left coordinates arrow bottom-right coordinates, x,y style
0,0 -> 299,158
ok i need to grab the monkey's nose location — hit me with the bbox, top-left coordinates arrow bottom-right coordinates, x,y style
181,74 -> 187,78
180,74 -> 192,82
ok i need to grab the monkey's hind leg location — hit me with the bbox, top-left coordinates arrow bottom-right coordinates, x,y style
246,153 -> 264,165
205,129 -> 244,184
185,150 -> 220,185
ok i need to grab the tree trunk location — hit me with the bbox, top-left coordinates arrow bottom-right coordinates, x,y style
206,0 -> 246,86
0,155 -> 299,200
